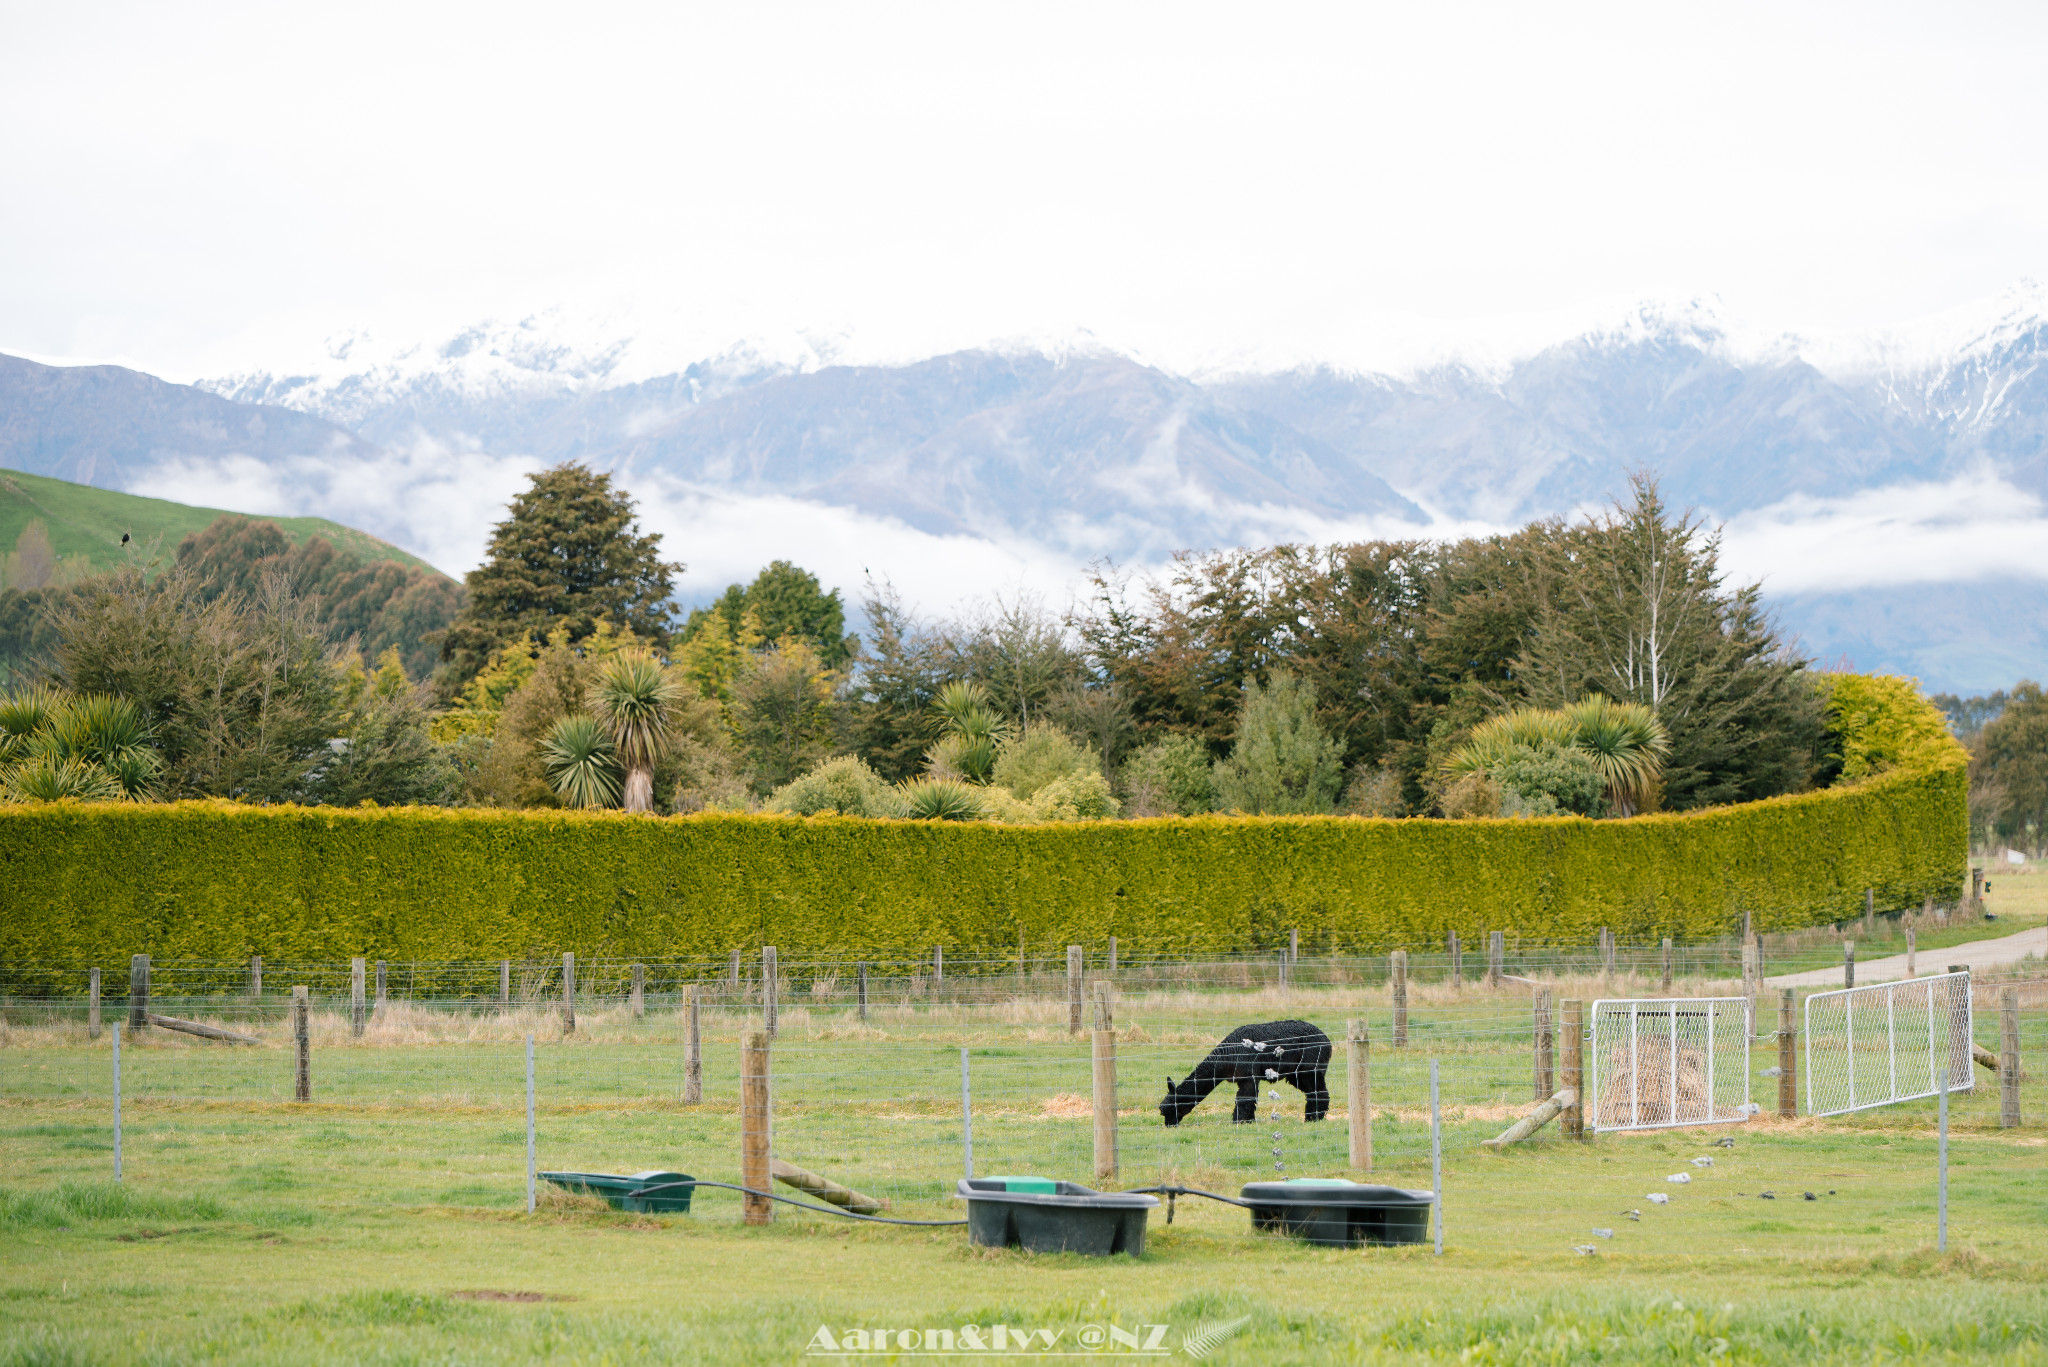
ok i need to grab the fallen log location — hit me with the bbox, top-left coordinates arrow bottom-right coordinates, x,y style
771,1158 -> 886,1213
1483,1087 -> 1577,1149
146,1013 -> 261,1045
1973,1041 -> 2027,1079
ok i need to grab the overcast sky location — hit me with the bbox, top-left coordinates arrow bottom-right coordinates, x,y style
5,0 -> 2048,377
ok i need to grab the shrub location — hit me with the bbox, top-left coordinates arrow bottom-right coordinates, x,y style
900,777 -> 983,821
1030,771 -> 1120,821
767,756 -> 906,818
1211,672 -> 1343,815
1492,741 -> 1606,818
992,727 -> 1098,800
1121,735 -> 1216,816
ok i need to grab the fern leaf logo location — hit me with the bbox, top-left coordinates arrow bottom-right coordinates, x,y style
1181,1314 -> 1251,1359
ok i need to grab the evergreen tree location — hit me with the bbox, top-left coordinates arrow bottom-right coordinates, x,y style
1210,671 -> 1344,814
685,560 -> 854,668
438,464 -> 682,690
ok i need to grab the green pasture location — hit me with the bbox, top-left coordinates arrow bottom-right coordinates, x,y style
0,1092 -> 2043,1366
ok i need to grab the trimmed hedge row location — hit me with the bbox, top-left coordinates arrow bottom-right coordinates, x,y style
0,734 -> 1965,964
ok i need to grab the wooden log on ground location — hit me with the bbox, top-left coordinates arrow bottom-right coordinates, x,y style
146,1013 -> 260,1045
771,1158 -> 887,1213
1483,1087 -> 1578,1149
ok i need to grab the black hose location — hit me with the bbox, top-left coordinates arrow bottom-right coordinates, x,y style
623,1178 -> 969,1227
1122,1184 -> 1254,1209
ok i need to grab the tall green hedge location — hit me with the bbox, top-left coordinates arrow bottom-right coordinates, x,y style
0,677 -> 1966,962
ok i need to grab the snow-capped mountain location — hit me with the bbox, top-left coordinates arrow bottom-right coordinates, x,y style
6,285 -> 2048,691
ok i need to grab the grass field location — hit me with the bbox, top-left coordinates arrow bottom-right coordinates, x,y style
1,466 -> 441,581
4,884 -> 2044,1363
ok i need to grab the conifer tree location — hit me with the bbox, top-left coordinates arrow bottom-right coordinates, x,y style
437,464 -> 682,691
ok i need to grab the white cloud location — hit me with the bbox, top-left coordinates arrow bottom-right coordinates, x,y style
127,440 -> 542,575
1720,475 -> 2048,593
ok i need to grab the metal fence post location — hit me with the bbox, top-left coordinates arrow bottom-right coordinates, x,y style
2001,987 -> 2022,1128
111,1023 -> 122,1182
960,1047 -> 974,1179
526,1033 -> 536,1213
1937,1067 -> 1948,1253
1429,1058 -> 1442,1256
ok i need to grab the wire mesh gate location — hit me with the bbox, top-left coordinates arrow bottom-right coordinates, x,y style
1589,998 -> 1751,1133
1804,971 -> 1973,1118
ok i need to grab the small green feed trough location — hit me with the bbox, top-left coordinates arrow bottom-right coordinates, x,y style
539,1170 -> 695,1213
957,1176 -> 1157,1256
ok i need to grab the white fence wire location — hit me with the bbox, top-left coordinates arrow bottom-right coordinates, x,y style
1804,971 -> 1973,1118
1589,997 -> 1750,1133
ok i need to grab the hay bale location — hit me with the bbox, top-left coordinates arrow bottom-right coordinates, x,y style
1595,1039 -> 1717,1126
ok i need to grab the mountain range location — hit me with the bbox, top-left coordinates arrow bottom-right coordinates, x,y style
3,285 -> 2045,692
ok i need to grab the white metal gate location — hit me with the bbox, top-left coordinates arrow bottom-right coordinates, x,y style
1589,998 -> 1751,1133
1804,971 -> 1973,1118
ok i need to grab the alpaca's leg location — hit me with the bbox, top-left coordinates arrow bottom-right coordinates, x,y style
1233,1077 -> 1259,1123
1303,1068 -> 1330,1121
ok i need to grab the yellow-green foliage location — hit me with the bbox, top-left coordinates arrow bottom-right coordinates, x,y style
1822,673 -> 1961,780
0,676 -> 1965,962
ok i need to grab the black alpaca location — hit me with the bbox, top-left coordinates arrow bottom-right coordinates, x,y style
1158,1019 -> 1331,1125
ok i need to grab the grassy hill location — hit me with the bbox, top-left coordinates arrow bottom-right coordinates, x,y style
0,467 -> 444,583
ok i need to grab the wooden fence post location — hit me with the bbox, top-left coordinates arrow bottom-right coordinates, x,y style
1561,999 -> 1585,1141
1448,932 -> 1462,989
762,946 -> 777,1036
1843,941 -> 1855,991
2001,987 -> 2023,1128
1533,990 -> 1553,1102
1347,1019 -> 1371,1172
1488,931 -> 1503,988
561,952 -> 576,1033
349,957 -> 365,1037
934,944 -> 944,986
88,968 -> 102,1040
128,954 -> 150,1034
1391,950 -> 1408,1048
856,961 -> 868,1023
1600,928 -> 1614,982
1906,929 -> 1917,978
728,949 -> 742,995
684,985 -> 703,1104
630,963 -> 645,1020
498,959 -> 510,1011
374,960 -> 387,1019
1862,887 -> 1873,935
1777,989 -> 1796,1118
1091,983 -> 1117,1188
1067,945 -> 1083,1034
1660,938 -> 1673,993
741,1029 -> 772,1224
1289,928 -> 1299,971
250,956 -> 262,998
1107,936 -> 1117,975
292,986 -> 311,1101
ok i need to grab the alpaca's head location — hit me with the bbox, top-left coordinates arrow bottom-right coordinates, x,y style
1158,1076 -> 1198,1127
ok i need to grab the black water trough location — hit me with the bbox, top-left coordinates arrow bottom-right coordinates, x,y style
957,1177 -> 1158,1256
539,1170 -> 695,1213
1239,1179 -> 1433,1247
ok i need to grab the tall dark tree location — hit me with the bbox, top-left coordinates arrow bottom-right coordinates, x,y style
1973,681 -> 2047,851
438,464 -> 682,691
686,559 -> 854,669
